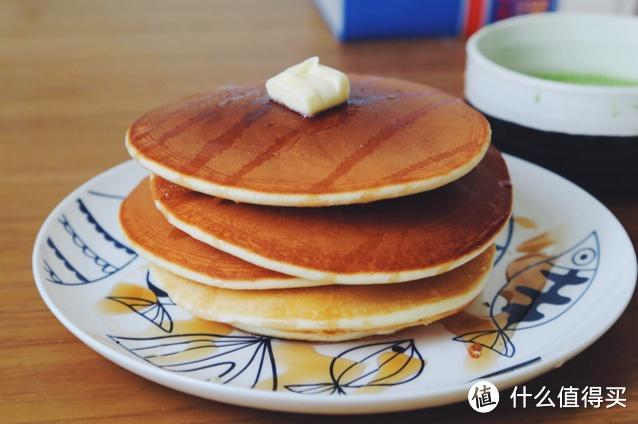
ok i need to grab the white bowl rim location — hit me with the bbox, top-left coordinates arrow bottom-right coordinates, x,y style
466,12 -> 638,95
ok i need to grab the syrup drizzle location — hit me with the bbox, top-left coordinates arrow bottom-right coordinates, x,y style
186,100 -> 272,171
311,97 -> 454,190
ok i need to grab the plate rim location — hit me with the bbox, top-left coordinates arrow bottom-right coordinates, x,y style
31,155 -> 637,414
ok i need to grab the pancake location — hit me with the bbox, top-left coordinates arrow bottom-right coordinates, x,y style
127,74 -> 491,207
120,178 -> 323,289
151,245 -> 495,342
151,146 -> 512,284
232,311 -> 463,342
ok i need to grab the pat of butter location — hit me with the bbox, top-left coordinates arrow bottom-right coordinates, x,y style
266,57 -> 350,117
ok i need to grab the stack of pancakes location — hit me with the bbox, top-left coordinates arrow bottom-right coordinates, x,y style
121,75 -> 512,342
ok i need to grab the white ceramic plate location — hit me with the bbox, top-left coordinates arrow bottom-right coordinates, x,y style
32,155 -> 636,414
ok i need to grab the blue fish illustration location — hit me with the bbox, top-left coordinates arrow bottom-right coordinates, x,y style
43,195 -> 138,285
449,232 -> 599,357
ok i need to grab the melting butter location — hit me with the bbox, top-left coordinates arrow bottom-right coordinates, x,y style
265,57 -> 350,117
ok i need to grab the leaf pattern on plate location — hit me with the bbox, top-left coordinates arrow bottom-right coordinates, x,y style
106,271 -> 175,332
109,333 -> 278,390
285,339 -> 424,395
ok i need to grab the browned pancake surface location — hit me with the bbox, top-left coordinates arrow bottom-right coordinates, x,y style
128,75 -> 489,197
120,178 -> 293,282
151,146 -> 512,276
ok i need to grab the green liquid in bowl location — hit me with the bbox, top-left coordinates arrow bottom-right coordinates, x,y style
530,72 -> 638,87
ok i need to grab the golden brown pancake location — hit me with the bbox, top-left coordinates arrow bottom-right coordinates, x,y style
151,146 -> 512,284
151,246 -> 495,342
127,75 -> 491,206
120,178 -> 323,289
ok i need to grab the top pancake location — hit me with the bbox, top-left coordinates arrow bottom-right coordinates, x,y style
151,146 -> 512,284
127,75 -> 491,206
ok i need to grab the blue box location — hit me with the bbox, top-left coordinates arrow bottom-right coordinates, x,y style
315,0 -> 558,41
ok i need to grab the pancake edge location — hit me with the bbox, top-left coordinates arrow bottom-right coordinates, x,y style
150,247 -> 492,339
117,189 -> 333,289
153,186 -> 510,284
233,306 -> 468,342
125,128 -> 491,207
122,230 -> 336,290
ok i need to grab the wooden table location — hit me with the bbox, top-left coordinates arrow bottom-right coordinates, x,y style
2,1 -> 636,422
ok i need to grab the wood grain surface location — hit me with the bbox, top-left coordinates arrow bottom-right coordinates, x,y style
1,1 -> 636,422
